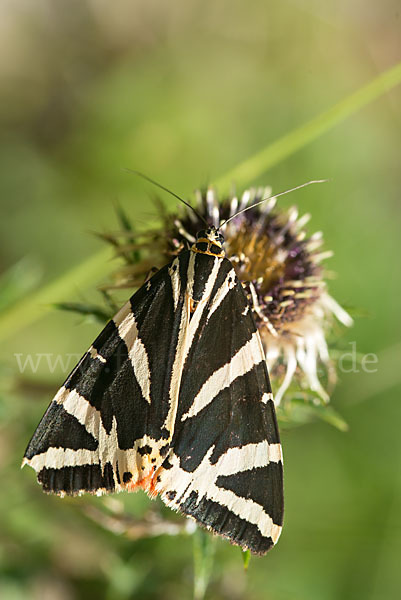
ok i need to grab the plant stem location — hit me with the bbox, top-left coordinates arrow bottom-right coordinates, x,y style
193,528 -> 216,600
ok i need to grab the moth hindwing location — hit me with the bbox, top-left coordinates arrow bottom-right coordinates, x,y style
23,226 -> 284,554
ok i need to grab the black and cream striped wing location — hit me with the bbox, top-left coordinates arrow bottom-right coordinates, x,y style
154,252 -> 284,554
24,248 -> 283,554
23,255 -> 193,496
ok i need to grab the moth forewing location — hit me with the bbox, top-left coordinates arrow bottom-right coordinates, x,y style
23,226 -> 283,554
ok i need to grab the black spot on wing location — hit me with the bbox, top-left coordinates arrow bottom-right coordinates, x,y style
179,492 -> 274,554
24,402 -> 98,460
159,445 -> 169,457
115,463 -> 121,484
137,444 -> 152,456
162,458 -> 173,470
173,363 -> 277,472
216,463 -> 284,526
37,463 -> 116,495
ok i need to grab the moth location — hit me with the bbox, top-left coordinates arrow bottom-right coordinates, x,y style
23,184 -> 289,555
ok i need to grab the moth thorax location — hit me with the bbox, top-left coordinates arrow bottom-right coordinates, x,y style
191,228 -> 225,258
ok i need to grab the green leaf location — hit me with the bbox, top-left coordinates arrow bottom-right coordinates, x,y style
315,405 -> 349,432
99,289 -> 120,314
53,301 -> 112,324
241,549 -> 251,571
114,201 -> 141,264
279,397 -> 348,432
114,200 -> 133,233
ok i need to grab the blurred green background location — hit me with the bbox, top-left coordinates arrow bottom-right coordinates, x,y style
1,2 -> 401,599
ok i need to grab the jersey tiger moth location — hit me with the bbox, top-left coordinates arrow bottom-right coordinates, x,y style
23,187 -> 290,555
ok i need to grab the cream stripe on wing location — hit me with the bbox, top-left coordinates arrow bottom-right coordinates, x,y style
113,301 -> 131,327
25,423 -> 169,485
181,256 -> 221,364
214,441 -> 283,477
163,255 -> 221,433
157,446 -> 282,542
117,312 -> 151,404
206,486 -> 281,542
186,251 -> 196,300
54,386 -> 103,440
89,346 -> 106,363
181,331 -> 264,421
207,268 -> 236,321
163,299 -> 189,435
168,258 -> 181,310
262,392 -> 274,403
27,447 -> 100,471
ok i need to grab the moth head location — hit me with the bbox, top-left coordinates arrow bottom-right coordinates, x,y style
196,227 -> 225,248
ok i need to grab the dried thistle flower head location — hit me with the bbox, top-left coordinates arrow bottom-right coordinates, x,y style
101,185 -> 353,409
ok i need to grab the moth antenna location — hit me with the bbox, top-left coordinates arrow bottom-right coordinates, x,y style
125,169 -> 209,227
219,179 -> 328,229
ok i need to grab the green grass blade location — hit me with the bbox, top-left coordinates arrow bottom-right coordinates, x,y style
215,61 -> 401,190
0,247 -> 112,343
